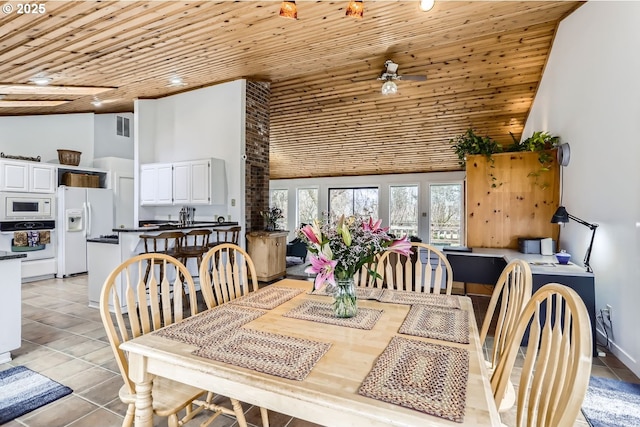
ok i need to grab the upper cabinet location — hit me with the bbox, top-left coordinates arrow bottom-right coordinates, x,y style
0,160 -> 56,193
140,158 -> 226,206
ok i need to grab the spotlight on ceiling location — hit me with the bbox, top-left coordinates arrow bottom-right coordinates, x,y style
167,76 -> 187,87
346,0 -> 364,18
279,1 -> 297,19
381,80 -> 398,95
91,98 -> 102,107
29,76 -> 52,86
420,0 -> 435,12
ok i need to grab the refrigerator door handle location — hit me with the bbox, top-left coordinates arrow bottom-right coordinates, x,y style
83,202 -> 89,237
87,201 -> 92,236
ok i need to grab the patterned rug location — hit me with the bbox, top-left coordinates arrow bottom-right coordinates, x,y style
0,366 -> 73,424
358,336 -> 469,423
195,328 -> 331,381
581,376 -> 640,427
399,305 -> 470,344
155,304 -> 265,347
283,300 -> 383,330
230,286 -> 304,310
378,290 -> 462,309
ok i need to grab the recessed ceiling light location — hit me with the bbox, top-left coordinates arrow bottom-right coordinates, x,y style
420,0 -> 435,12
29,76 -> 52,86
167,76 -> 187,87
91,98 -> 103,107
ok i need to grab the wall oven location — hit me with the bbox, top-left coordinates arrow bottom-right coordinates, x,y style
0,193 -> 56,281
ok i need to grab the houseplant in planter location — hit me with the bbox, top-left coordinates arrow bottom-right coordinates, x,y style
450,129 -> 503,187
260,206 -> 284,231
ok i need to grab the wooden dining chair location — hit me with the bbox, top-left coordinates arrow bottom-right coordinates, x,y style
479,259 -> 532,412
99,253 -> 207,427
208,226 -> 241,249
198,243 -> 270,427
491,283 -> 592,427
380,242 -> 453,294
354,252 -> 388,288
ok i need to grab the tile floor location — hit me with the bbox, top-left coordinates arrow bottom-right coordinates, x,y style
1,274 -> 637,427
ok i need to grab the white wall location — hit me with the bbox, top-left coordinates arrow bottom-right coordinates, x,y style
94,113 -> 134,159
271,171 -> 465,242
0,113 -> 95,166
134,80 -> 245,225
523,1 -> 640,376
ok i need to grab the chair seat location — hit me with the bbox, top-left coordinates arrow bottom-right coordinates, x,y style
119,377 -> 206,417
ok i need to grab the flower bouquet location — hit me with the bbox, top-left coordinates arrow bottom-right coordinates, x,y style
260,206 -> 284,231
298,215 -> 412,317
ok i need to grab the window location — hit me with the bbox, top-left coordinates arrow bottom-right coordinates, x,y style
389,185 -> 418,238
429,183 -> 463,246
328,187 -> 378,220
297,188 -> 318,226
270,189 -> 288,230
116,115 -> 130,137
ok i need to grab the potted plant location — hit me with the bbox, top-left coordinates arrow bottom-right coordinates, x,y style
450,129 -> 502,187
260,206 -> 284,231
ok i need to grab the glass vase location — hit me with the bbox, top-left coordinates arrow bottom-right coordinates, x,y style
333,278 -> 358,318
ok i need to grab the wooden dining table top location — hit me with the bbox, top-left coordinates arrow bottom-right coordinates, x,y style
121,279 -> 501,427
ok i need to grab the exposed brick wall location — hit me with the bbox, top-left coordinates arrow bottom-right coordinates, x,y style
245,80 -> 271,232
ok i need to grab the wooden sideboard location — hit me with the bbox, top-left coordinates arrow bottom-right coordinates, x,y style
246,231 -> 288,282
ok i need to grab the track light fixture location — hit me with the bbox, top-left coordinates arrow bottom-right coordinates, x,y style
346,0 -> 364,19
279,1 -> 297,19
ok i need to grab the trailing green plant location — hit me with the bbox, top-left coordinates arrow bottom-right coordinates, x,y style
509,131 -> 561,189
450,129 -> 502,168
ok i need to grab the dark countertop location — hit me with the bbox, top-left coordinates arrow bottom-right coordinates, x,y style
87,237 -> 119,244
0,251 -> 27,260
115,221 -> 239,233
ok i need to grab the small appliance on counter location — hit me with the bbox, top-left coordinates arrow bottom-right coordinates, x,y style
518,237 -> 556,255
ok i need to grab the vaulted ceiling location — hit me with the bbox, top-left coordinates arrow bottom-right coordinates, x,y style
0,1 -> 581,179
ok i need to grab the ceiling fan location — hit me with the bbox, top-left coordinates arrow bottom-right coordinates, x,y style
377,60 -> 427,95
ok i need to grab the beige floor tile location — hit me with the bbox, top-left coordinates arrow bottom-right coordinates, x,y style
18,395 -> 98,427
39,357 -> 96,383
67,407 -> 124,427
79,375 -> 127,406
60,366 -> 118,393
19,350 -> 75,372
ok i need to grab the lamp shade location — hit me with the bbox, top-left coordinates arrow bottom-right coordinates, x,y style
551,206 -> 569,223
381,80 -> 397,95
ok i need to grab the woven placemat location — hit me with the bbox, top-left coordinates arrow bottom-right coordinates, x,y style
194,328 -> 331,381
283,300 -> 383,330
230,286 -> 304,310
154,305 -> 265,347
358,336 -> 469,423
310,285 -> 384,300
398,305 -> 469,344
378,289 -> 462,309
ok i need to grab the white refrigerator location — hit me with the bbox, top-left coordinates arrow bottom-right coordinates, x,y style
56,186 -> 114,278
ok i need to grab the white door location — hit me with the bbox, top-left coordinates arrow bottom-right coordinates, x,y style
30,164 -> 56,193
115,174 -> 134,228
156,164 -> 173,205
173,162 -> 191,204
191,160 -> 210,204
0,161 -> 28,192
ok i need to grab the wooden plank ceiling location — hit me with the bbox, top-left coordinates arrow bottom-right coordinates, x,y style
0,1 -> 581,179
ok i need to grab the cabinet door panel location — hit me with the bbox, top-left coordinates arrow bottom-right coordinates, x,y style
156,164 -> 173,205
1,161 -> 29,192
190,160 -> 210,204
173,162 -> 191,205
139,166 -> 157,205
30,164 -> 55,193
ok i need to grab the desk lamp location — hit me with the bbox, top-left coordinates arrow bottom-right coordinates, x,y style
551,206 -> 598,272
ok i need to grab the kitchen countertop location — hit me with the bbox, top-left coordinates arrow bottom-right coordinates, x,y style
0,251 -> 27,261
114,221 -> 239,233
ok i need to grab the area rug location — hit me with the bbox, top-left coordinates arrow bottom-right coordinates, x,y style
581,376 -> 640,427
0,366 -> 73,424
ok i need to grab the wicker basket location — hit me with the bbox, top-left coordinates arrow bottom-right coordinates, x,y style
57,149 -> 81,166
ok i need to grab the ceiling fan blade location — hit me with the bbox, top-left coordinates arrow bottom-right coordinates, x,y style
398,75 -> 427,81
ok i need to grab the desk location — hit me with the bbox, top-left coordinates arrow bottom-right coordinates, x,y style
444,248 -> 597,356
121,279 -> 501,427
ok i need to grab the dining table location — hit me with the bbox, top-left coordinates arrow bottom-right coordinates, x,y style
120,278 -> 501,427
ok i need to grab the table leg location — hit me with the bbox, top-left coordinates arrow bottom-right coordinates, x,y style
127,352 -> 154,427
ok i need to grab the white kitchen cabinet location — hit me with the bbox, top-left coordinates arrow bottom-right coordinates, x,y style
140,163 -> 173,205
0,160 -> 56,193
140,158 -> 226,206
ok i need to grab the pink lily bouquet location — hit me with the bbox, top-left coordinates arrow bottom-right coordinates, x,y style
298,215 -> 413,290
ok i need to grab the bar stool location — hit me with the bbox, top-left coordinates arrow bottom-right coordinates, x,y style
208,226 -> 241,249
139,232 -> 185,282
179,229 -> 212,274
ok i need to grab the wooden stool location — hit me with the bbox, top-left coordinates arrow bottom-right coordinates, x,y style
139,232 -> 185,282
180,229 -> 212,275
208,226 -> 241,248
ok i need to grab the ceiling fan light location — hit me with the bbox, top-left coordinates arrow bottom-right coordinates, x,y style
279,1 -> 297,19
381,80 -> 398,95
420,0 -> 435,12
345,0 -> 364,19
